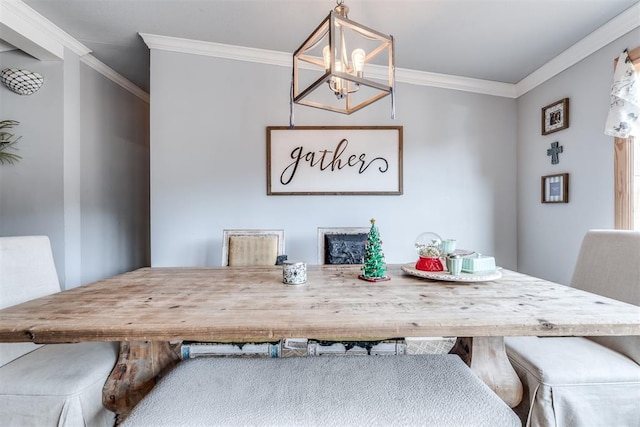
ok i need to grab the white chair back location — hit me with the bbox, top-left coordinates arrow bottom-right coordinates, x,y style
0,236 -> 61,366
317,227 -> 369,264
570,229 -> 640,363
221,229 -> 285,266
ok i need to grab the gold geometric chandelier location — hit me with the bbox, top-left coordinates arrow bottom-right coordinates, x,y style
290,0 -> 395,124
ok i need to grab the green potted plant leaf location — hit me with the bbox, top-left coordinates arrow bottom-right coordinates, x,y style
0,120 -> 22,165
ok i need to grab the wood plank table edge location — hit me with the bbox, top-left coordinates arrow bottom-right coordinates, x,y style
2,264 -> 636,414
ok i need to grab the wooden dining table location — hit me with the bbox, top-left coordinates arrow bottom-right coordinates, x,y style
0,264 -> 638,416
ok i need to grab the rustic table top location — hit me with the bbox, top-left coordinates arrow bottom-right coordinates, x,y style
0,264 -> 638,343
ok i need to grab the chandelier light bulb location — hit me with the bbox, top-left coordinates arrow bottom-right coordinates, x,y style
322,46 -> 332,71
351,48 -> 365,77
333,61 -> 346,98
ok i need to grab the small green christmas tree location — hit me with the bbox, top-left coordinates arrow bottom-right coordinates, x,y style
359,218 -> 390,282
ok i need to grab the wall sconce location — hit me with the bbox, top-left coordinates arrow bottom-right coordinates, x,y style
1,68 -> 44,95
290,0 -> 395,125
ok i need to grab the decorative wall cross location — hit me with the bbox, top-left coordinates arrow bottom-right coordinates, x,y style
547,141 -> 563,165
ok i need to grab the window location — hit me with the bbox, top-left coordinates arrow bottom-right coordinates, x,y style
635,137 -> 640,228
614,46 -> 640,231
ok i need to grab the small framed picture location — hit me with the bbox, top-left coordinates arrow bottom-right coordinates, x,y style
541,173 -> 569,203
541,98 -> 569,135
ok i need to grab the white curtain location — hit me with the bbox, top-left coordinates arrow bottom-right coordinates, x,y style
605,49 -> 639,138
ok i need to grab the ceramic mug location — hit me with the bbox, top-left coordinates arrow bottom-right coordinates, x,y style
283,261 -> 307,285
440,239 -> 457,254
446,255 -> 462,275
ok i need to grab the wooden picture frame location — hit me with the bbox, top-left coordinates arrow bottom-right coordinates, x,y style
541,173 -> 569,203
267,126 -> 403,195
541,98 -> 569,135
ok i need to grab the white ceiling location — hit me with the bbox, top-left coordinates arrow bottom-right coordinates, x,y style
15,0 -> 640,93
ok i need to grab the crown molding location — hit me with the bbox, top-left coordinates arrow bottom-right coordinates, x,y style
1,1 -> 61,60
396,68 -> 517,98
7,0 -> 636,102
0,39 -> 17,53
81,55 -> 150,103
2,0 -> 148,101
139,33 -> 288,67
140,32 -> 517,98
516,2 -> 640,96
143,2 -> 640,100
0,0 -> 89,59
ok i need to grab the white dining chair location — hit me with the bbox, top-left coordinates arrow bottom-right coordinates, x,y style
317,227 -> 369,264
0,235 -> 119,427
181,229 -> 286,358
505,229 -> 640,427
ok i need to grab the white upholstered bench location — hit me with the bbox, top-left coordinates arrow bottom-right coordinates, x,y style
123,354 -> 520,427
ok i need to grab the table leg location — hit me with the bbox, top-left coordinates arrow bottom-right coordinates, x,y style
102,341 -> 180,417
449,336 -> 523,408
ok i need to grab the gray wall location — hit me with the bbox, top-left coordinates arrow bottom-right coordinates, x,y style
0,50 -> 66,282
516,28 -> 640,285
5,25 -> 635,286
150,51 -> 518,268
0,49 -> 150,289
78,62 -> 150,285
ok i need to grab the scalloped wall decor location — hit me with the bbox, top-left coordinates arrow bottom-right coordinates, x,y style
1,68 -> 44,95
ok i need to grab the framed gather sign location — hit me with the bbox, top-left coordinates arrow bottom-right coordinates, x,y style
267,126 -> 403,195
